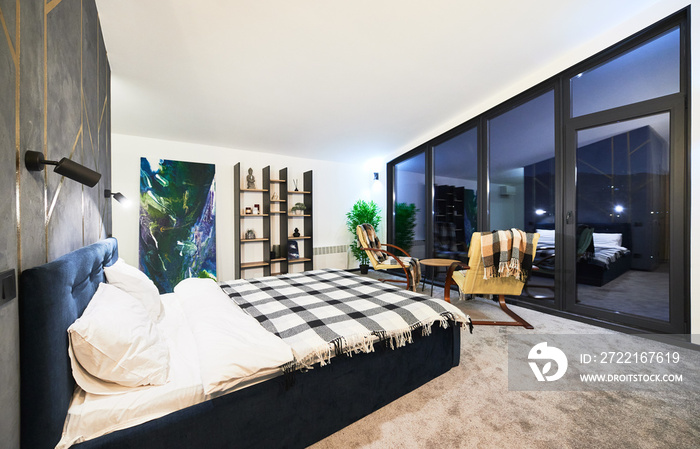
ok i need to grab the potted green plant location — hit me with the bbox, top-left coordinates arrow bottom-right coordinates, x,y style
291,202 -> 306,215
346,199 -> 381,274
394,202 -> 418,254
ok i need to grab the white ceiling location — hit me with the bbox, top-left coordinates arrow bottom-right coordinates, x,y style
95,0 -> 668,164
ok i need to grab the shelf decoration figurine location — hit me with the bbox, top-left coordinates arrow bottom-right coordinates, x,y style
271,191 -> 279,201
244,207 -> 253,215
253,204 -> 260,215
293,179 -> 299,191
291,202 -> 306,215
244,229 -> 256,240
293,228 -> 301,237
246,168 -> 256,189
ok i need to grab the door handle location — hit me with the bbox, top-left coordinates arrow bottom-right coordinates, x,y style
566,211 -> 572,224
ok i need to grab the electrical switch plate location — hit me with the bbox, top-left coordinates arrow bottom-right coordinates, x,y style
1,269 -> 16,303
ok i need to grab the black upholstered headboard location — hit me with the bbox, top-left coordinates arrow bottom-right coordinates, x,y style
19,238 -> 119,449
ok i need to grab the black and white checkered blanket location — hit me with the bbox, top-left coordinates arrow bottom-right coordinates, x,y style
219,269 -> 470,370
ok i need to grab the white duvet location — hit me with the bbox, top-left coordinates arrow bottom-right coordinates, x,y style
57,278 -> 294,449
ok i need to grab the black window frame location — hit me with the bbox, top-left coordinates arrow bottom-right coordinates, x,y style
387,7 -> 689,333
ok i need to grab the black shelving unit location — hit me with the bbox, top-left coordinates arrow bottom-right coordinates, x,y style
287,170 -> 313,272
235,163 -> 271,279
433,184 -> 468,262
270,168 -> 289,276
235,165 -> 313,279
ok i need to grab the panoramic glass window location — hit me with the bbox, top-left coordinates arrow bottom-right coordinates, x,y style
387,10 -> 687,333
488,91 -> 556,231
571,26 -> 680,117
433,128 -> 477,263
488,90 -> 556,302
394,152 -> 426,259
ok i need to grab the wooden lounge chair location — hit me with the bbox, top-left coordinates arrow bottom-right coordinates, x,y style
356,223 -> 420,291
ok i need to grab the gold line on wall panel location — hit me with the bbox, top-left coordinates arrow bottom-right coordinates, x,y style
81,0 -> 85,246
99,197 -> 106,237
82,185 -> 85,246
81,93 -> 97,169
14,0 -> 21,271
99,94 -> 107,130
46,180 -> 64,226
46,127 -> 82,226
67,124 -> 82,159
96,17 -> 100,142
0,5 -> 18,65
96,16 -> 98,125
43,2 -> 48,258
46,0 -> 64,15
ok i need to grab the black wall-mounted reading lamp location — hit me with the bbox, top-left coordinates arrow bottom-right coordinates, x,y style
104,189 -> 130,206
25,150 -> 101,187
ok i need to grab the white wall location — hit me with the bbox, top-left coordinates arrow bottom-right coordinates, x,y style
111,134 -> 386,281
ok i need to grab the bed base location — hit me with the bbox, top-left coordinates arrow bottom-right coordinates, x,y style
19,238 -> 460,449
76,323 -> 459,449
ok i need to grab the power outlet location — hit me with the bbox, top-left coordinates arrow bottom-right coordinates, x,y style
1,269 -> 16,303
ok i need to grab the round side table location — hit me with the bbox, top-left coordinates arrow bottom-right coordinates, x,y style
419,258 -> 461,296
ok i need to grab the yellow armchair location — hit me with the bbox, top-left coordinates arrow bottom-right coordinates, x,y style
445,231 -> 540,329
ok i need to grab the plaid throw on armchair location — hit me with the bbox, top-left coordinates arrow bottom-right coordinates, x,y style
358,223 -> 422,292
481,229 -> 536,281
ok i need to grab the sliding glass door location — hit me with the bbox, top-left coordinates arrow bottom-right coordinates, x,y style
565,101 -> 685,332
574,114 -> 670,322
562,22 -> 686,332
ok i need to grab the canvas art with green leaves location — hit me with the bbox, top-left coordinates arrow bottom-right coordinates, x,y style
139,157 -> 216,293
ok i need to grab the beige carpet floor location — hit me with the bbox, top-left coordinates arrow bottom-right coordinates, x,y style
308,272 -> 700,449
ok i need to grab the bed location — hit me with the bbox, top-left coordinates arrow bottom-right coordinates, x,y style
534,223 -> 632,286
19,237 -> 467,449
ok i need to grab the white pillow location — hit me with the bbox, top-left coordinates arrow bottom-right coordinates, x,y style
68,283 -> 170,395
593,232 -> 623,248
535,229 -> 555,246
105,258 -> 163,321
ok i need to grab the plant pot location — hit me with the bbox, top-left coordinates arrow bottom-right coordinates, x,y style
360,264 -> 369,275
